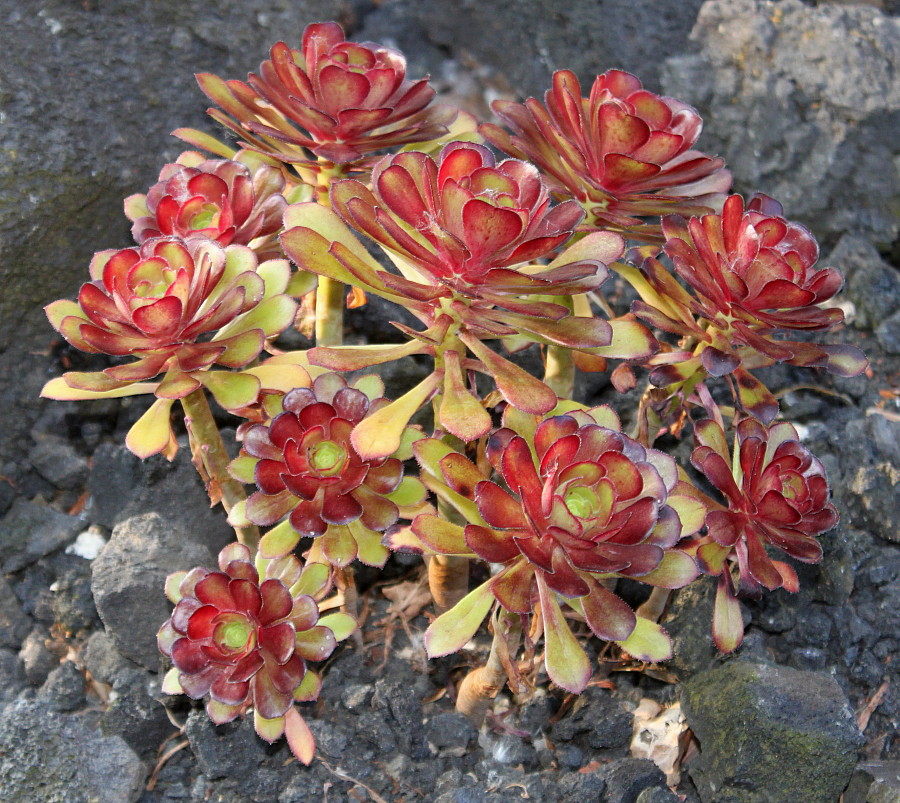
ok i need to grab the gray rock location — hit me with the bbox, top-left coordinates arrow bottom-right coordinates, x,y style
0,498 -> 83,573
90,512 -> 219,668
0,574 -> 33,648
28,437 -> 89,492
425,711 -> 478,750
376,0 -> 705,100
660,577 -> 721,678
88,442 -> 232,550
38,660 -> 86,712
82,629 -> 139,685
0,698 -> 146,802
843,761 -> 900,803
829,234 -> 900,332
637,788 -> 681,803
661,0 -> 900,245
681,660 -> 864,803
101,668 -> 174,760
183,708 -> 263,781
19,628 -> 57,686
0,649 -> 26,703
876,310 -> 900,355
550,685 -> 633,752
593,758 -> 668,803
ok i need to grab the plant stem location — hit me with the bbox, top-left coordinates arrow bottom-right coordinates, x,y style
313,162 -> 346,348
181,388 -> 259,549
456,608 -> 521,726
636,587 -> 672,622
428,329 -> 470,613
544,344 -> 574,399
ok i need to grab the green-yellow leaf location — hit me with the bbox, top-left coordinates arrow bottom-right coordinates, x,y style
125,398 -> 176,459
425,580 -> 495,657
538,578 -> 592,693
614,616 -> 673,662
317,612 -> 358,642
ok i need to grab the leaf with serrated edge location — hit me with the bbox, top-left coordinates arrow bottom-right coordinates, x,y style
195,371 -> 261,410
258,519 -> 302,558
666,494 -> 708,536
549,230 -> 624,268
284,706 -> 316,765
254,710 -> 286,744
41,377 -> 158,400
164,572 -> 188,605
712,578 -> 743,653
614,616 -> 673,662
583,318 -> 657,360
633,550 -> 699,588
425,580 -> 495,657
537,576 -> 592,693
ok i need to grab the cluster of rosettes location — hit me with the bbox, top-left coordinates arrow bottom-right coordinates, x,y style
158,543 -> 355,763
410,406 -> 702,693
688,418 -> 839,651
482,69 -> 731,237
231,372 -> 426,568
125,151 -> 287,259
197,21 -> 457,167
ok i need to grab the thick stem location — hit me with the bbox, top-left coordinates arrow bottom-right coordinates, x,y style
636,587 -> 672,623
428,329 -> 470,613
313,163 -> 346,348
314,275 -> 345,347
181,388 -> 259,549
456,609 -> 521,726
543,344 -> 574,399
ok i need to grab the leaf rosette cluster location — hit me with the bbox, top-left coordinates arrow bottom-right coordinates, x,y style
688,418 -> 838,651
482,69 -> 731,238
43,237 -> 297,456
230,372 -> 427,567
125,151 -> 287,259
407,405 -> 701,693
636,194 -> 868,421
158,543 -> 356,763
196,21 -> 457,168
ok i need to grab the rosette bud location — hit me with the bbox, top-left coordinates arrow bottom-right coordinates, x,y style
482,69 -> 731,238
158,543 -> 356,764
125,152 -> 287,258
689,418 -> 838,651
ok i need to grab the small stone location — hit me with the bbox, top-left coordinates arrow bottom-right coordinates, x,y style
595,758 -> 668,803
82,630 -> 138,685
636,788 -> 681,803
90,512 -> 219,668
28,437 -> 89,492
682,660 -> 864,803
183,709 -> 263,781
19,628 -> 57,686
38,660 -> 85,712
1,498 -> 83,573
101,668 -> 175,760
0,575 -> 33,649
425,711 -> 477,750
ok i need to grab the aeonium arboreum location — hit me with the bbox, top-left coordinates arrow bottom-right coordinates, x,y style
158,542 -> 356,764
401,404 -> 702,693
228,371 -> 427,568
281,141 -> 657,456
687,417 -> 838,652
42,237 -> 297,457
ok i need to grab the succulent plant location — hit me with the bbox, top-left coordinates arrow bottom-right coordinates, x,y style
159,543 -> 355,764
688,417 -> 839,651
635,193 -> 868,421
42,237 -> 297,456
410,405 -> 701,693
482,69 -> 731,238
230,372 -> 426,567
196,21 -> 457,168
125,151 -> 288,259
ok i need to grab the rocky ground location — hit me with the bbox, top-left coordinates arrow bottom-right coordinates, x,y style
0,1 -> 898,802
